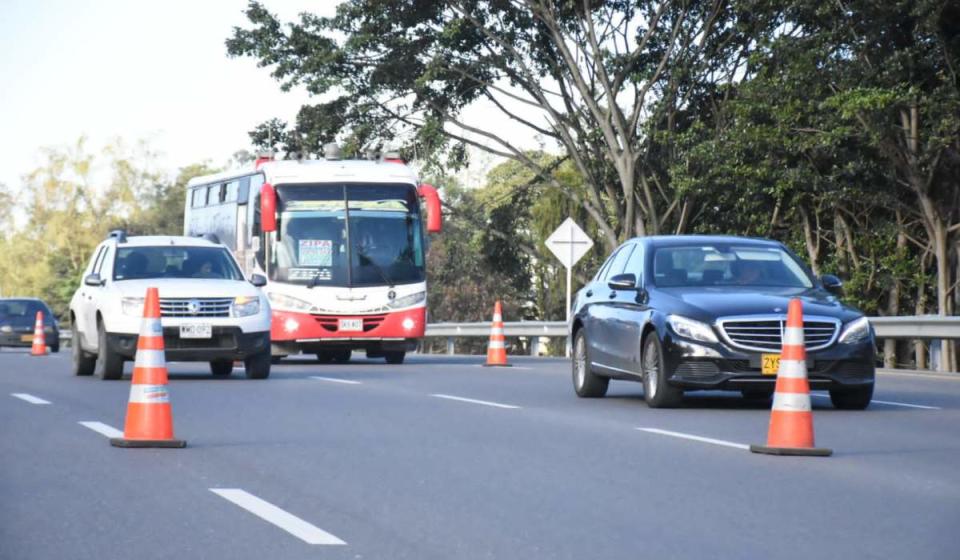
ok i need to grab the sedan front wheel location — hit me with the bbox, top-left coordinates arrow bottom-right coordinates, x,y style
642,334 -> 683,408
572,330 -> 608,398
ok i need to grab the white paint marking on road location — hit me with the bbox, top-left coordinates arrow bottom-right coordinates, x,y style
472,364 -> 533,370
309,376 -> 362,385
810,394 -> 940,410
209,488 -> 346,545
78,421 -> 124,438
430,393 -> 521,409
11,393 -> 51,405
638,428 -> 750,450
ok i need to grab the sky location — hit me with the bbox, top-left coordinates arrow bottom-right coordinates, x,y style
0,0 -> 330,191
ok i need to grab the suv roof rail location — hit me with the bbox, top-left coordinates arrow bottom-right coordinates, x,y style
196,233 -> 220,244
107,229 -> 127,243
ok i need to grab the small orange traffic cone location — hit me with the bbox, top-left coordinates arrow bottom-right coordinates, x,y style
29,311 -> 47,356
484,300 -> 511,367
751,298 -> 831,456
110,287 -> 185,448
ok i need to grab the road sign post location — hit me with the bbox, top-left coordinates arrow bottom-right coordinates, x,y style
545,218 -> 594,323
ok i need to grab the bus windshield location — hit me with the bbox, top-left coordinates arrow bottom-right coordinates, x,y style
272,183 -> 425,287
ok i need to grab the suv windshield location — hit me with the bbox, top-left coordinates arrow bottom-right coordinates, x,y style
113,246 -> 243,281
653,245 -> 814,288
271,183 -> 425,287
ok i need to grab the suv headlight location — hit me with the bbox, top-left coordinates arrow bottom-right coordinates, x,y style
667,315 -> 719,343
388,291 -> 426,309
838,317 -> 872,344
266,292 -> 313,313
121,297 -> 145,317
231,296 -> 261,318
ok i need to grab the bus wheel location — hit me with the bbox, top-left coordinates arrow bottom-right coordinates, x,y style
316,352 -> 333,364
384,351 -> 405,365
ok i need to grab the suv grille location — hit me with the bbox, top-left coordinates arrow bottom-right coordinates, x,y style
719,317 -> 839,352
160,298 -> 233,318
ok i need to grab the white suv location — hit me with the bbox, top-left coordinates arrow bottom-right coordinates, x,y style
69,231 -> 272,379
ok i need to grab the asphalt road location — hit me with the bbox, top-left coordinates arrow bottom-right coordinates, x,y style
2,349 -> 959,559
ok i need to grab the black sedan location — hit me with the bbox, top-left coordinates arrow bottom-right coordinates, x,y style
0,298 -> 60,353
570,235 -> 875,409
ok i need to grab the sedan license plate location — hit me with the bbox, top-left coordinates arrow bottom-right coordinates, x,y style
761,353 -> 780,375
180,324 -> 212,339
338,319 -> 362,332
20,334 -> 33,342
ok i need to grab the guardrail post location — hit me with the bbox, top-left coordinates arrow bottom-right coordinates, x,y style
446,336 -> 455,355
529,336 -> 540,356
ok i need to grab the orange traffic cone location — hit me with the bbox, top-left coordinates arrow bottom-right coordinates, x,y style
29,311 -> 47,356
750,298 -> 831,456
110,287 -> 185,448
484,300 -> 511,367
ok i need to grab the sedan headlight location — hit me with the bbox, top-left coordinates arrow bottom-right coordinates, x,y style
0,325 -> 11,333
266,292 -> 314,313
388,291 -> 426,309
667,315 -> 719,343
121,297 -> 145,317
838,317 -> 872,344
231,296 -> 261,318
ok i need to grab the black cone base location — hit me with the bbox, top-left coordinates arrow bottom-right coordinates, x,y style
110,438 -> 187,448
483,363 -> 513,367
750,444 -> 832,457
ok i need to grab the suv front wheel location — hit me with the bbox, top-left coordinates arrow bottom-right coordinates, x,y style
244,350 -> 271,379
95,320 -> 124,380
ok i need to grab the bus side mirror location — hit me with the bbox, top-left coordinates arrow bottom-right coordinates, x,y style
261,183 -> 277,233
418,183 -> 442,233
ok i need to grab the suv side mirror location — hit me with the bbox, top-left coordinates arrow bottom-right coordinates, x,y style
821,274 -> 843,294
249,274 -> 267,287
608,273 -> 637,291
84,274 -> 104,287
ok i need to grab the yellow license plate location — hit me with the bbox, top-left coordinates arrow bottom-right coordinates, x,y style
20,335 -> 33,342
761,354 -> 780,375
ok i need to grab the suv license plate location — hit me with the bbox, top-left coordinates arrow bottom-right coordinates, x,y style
180,324 -> 212,339
338,319 -> 362,332
761,354 -> 780,375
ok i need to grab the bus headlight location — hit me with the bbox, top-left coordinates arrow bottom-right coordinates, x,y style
267,292 -> 313,313
388,291 -> 426,309
121,297 -> 145,317
232,296 -> 261,318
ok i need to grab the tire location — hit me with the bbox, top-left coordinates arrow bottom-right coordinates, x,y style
72,327 -> 95,376
316,352 -> 333,364
829,384 -> 873,410
210,360 -> 234,377
384,351 -> 405,364
95,320 -> 124,380
50,342 -> 60,353
244,350 -> 271,379
331,349 -> 351,363
572,329 -> 609,398
642,334 -> 683,408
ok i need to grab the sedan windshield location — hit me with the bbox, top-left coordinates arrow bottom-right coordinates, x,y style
0,300 -> 49,321
113,246 -> 243,281
653,245 -> 813,288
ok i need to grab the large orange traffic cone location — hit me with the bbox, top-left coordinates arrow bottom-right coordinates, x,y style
750,298 -> 831,456
484,300 -> 511,367
110,287 -> 185,448
29,311 -> 47,356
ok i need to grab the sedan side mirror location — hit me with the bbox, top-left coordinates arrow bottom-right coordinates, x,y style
821,274 -> 843,294
608,273 -> 637,291
249,274 -> 267,287
84,274 -> 104,287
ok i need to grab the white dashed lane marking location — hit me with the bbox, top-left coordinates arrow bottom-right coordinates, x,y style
430,394 -> 521,409
11,393 -> 51,405
210,488 -> 346,545
309,376 -> 362,385
638,428 -> 750,450
78,421 -> 124,438
810,394 -> 941,410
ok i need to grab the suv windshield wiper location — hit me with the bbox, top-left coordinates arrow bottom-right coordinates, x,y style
356,247 -> 394,288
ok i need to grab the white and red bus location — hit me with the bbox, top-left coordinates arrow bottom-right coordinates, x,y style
184,151 -> 441,364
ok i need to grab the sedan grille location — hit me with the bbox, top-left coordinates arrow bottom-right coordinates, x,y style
159,298 -> 233,318
718,316 -> 840,352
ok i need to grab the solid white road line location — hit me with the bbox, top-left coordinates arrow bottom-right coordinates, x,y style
810,394 -> 940,410
11,393 -> 51,405
430,393 -> 521,409
309,376 -> 362,385
638,428 -> 750,450
78,421 -> 124,438
209,488 -> 346,545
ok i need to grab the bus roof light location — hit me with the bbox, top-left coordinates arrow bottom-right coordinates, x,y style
254,150 -> 274,169
383,149 -> 404,164
323,143 -> 342,161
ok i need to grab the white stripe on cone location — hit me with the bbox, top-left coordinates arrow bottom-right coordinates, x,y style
783,326 -> 804,346
490,328 -> 504,336
134,350 -> 167,369
488,341 -> 505,349
776,360 -> 808,379
128,384 -> 170,404
140,319 -> 163,337
772,391 -> 812,412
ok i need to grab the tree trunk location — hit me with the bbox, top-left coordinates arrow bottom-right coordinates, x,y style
799,206 -> 820,276
883,215 -> 907,368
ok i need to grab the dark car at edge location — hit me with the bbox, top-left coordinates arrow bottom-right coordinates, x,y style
0,298 -> 60,353
569,235 -> 875,409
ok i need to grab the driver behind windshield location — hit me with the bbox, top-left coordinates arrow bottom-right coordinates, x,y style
731,259 -> 764,285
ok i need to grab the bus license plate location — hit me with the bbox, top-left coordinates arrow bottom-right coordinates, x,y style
339,319 -> 362,332
180,324 -> 212,339
761,354 -> 780,375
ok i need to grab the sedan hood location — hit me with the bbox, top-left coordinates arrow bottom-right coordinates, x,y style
654,287 -> 862,323
113,278 -> 258,299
